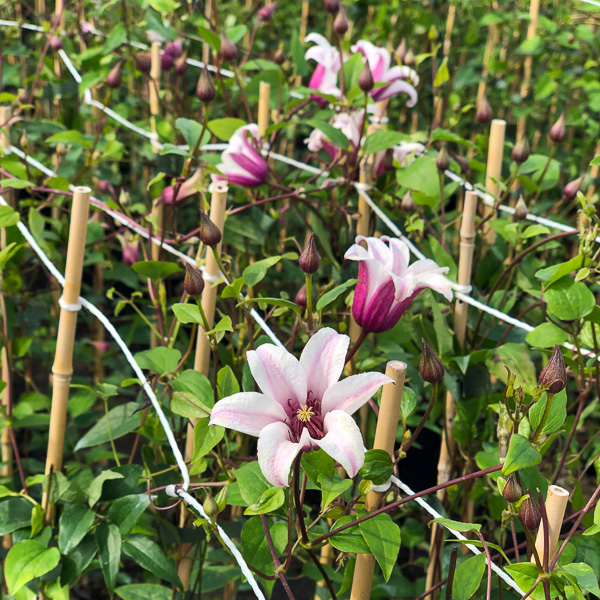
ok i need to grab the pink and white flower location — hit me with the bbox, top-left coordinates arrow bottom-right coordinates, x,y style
209,328 -> 392,487
305,33 -> 342,102
216,124 -> 269,188
161,169 -> 202,205
345,236 -> 453,334
351,40 -> 419,106
305,110 -> 364,159
392,142 -> 426,167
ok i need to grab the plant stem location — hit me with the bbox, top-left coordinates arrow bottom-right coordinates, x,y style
305,273 -> 313,332
260,514 -> 296,600
552,390 -> 586,484
104,399 -> 121,467
403,383 -> 438,452
345,328 -> 368,365
445,546 -> 458,600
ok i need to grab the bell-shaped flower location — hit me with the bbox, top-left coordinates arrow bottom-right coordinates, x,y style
305,33 -> 342,103
351,40 -> 419,106
209,328 -> 392,487
305,110 -> 364,159
345,236 -> 453,333
161,169 -> 202,205
216,124 -> 269,188
392,142 -> 426,167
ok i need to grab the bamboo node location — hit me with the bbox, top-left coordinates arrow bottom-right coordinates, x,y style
58,295 -> 82,312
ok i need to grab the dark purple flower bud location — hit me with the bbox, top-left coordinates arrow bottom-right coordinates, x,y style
161,53 -> 175,72
436,146 -> 450,172
562,176 -> 583,202
419,339 -> 445,384
196,66 -> 216,103
333,7 -> 349,35
549,113 -> 566,144
174,55 -> 188,76
200,212 -> 222,248
165,39 -> 183,59
359,61 -> 374,93
299,233 -> 321,274
49,35 -> 63,50
258,3 -> 276,21
514,196 -> 528,221
323,0 -> 340,13
107,61 -> 123,89
512,138 -> 530,165
295,284 -> 307,311
476,93 -> 493,125
539,345 -> 567,395
123,242 -> 140,266
136,53 -> 152,74
273,48 -> 285,65
453,153 -> 470,175
502,475 -> 523,504
184,263 -> 205,297
220,32 -> 238,62
520,492 -> 542,531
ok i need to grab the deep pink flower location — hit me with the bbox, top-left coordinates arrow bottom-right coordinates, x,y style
122,242 -> 139,266
161,170 -> 201,206
210,328 -> 392,487
258,2 -> 276,21
345,236 -> 452,333
305,33 -> 342,103
216,124 -> 269,188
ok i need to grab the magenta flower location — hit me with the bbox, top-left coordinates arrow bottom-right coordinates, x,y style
351,40 -> 419,106
162,169 -> 201,206
305,110 -> 364,159
209,328 -> 392,487
345,236 -> 453,334
305,33 -> 342,103
216,124 -> 269,188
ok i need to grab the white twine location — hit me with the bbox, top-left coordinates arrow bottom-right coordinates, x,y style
58,296 -> 82,312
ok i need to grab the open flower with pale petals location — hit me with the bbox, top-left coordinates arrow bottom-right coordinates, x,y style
209,328 -> 392,487
351,40 -> 419,106
305,110 -> 364,159
392,142 -> 426,167
305,33 -> 342,103
215,124 -> 269,188
345,236 -> 453,334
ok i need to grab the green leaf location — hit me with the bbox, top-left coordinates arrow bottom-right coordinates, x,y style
0,205 -> 19,227
291,30 -> 308,76
175,118 -> 209,150
503,434 -> 542,476
75,402 -> 141,451
504,563 -> 546,600
526,323 -> 569,348
529,390 -> 567,436
147,0 -> 178,13
522,224 -> 550,239
131,260 -> 181,281
171,391 -> 212,419
172,302 -> 204,324
430,518 -> 481,533
452,552 -> 486,600
519,154 -> 560,192
172,370 -> 215,408
304,119 -> 349,150
235,461 -> 271,505
243,256 -> 284,287
396,156 -> 441,197
217,365 -> 240,398
207,118 -> 247,141
192,419 -> 224,467
330,515 -> 370,553
359,449 -> 393,485
363,130 -> 405,154
241,517 -> 287,576
590,156 -> 600,167
0,178 -> 34,189
433,56 -> 449,86
545,276 -> 595,321
204,315 -> 233,335
47,130 -> 91,147
0,497 -> 32,535
222,276 -> 245,299
237,297 -> 302,317
58,505 -> 96,554
535,254 -> 586,286
316,279 -> 358,312
116,585 -> 171,600
359,514 -> 401,582
108,494 -> 150,535
244,487 -> 285,515
102,22 -> 127,54
88,470 -> 124,507
123,535 -> 182,589
5,540 -> 61,594
95,523 -> 121,596
318,472 -> 353,509
342,53 -> 364,91
561,563 -> 600,598
400,387 -> 418,424
134,347 -> 181,374
486,343 -> 537,395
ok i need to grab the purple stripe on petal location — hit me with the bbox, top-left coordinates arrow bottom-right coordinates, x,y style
356,278 -> 396,333
351,261 -> 370,326
309,63 -> 325,90
226,173 -> 264,187
230,152 -> 269,182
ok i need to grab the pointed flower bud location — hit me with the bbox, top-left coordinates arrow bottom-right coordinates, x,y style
396,39 -> 407,64
174,54 -> 188,76
165,39 -> 183,59
404,48 -> 415,67
454,153 -> 470,175
107,61 -> 123,89
184,263 -> 205,297
359,60 -> 374,93
519,491 -> 542,531
200,212 -> 222,248
20,130 -> 29,149
97,180 -> 112,193
196,66 -> 216,103
295,284 -> 307,311
419,339 -> 445,384
502,475 -> 523,504
203,493 -> 220,520
400,190 -> 415,212
122,242 -> 139,266
49,35 -> 63,50
514,195 -> 528,221
220,32 -> 238,62
476,93 -> 493,125
136,52 -> 152,74
161,52 -> 175,72
436,146 -> 450,172
512,138 -> 530,165
562,176 -> 583,202
299,233 -> 321,274
333,7 -> 349,35
258,2 -> 276,21
323,0 -> 340,13
539,345 -> 567,395
549,113 -> 566,144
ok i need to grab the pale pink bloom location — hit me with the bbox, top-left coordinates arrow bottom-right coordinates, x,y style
305,110 -> 364,159
162,169 -> 202,205
392,142 -> 426,167
304,33 -> 342,102
216,124 -> 269,188
345,236 -> 453,333
209,328 -> 392,487
351,40 -> 419,106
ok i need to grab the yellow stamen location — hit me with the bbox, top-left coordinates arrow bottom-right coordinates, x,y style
296,404 -> 314,422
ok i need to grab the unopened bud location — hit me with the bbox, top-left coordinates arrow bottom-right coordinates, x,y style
174,54 -> 188,76
454,153 -> 470,175
333,7 -> 349,35
295,284 -> 307,311
299,233 -> 321,274
323,0 -> 340,13
562,176 -> 583,202
258,3 -> 276,21
358,61 -> 374,93
519,492 -> 542,531
404,48 -> 415,67
19,130 -> 28,149
396,38 -> 407,64
196,66 -> 216,103
539,345 -> 567,395
165,39 -> 183,59
203,493 -> 220,520
107,61 -> 123,89
273,48 -> 285,65
161,52 -> 175,72
476,93 -> 493,125
502,475 -> 523,504
200,212 -> 222,247
98,180 -> 112,193
49,35 -> 63,50
123,242 -> 139,266
400,190 -> 415,212
184,263 -> 205,297
119,189 -> 129,207
220,32 -> 238,62
514,196 -> 528,221
136,53 -> 152,74
435,146 -> 450,172
511,138 -> 530,165
419,339 -> 445,384
549,113 -> 566,144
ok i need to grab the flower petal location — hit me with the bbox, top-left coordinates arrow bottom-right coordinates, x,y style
247,344 -> 307,413
313,410 -> 365,477
209,392 -> 287,437
322,372 -> 393,415
257,422 -> 306,487
299,328 -> 349,400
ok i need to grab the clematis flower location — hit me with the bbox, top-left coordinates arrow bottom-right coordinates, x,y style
305,110 -> 364,159
392,142 -> 426,167
209,328 -> 392,487
351,40 -> 419,106
215,124 -> 269,188
345,236 -> 453,334
305,33 -> 342,103
161,169 -> 202,206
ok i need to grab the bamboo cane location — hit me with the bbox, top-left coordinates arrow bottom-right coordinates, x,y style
482,119 -> 506,243
35,0 -> 46,18
534,485 -> 569,565
258,81 -> 271,138
443,4 -> 456,58
150,42 -> 161,154
350,361 -> 407,600
295,0 -> 310,86
41,186 -> 91,522
203,0 -> 213,65
587,142 -> 600,199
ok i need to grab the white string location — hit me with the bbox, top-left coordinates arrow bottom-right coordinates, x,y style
58,296 -> 82,312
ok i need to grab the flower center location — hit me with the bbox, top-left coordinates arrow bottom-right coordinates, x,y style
288,392 -> 325,441
296,405 -> 314,422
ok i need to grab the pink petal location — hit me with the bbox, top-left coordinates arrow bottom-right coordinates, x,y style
322,372 -> 393,416
299,328 -> 349,400
257,422 -> 308,487
313,410 -> 365,478
344,243 -> 370,262
354,274 -> 397,333
247,345 -> 307,413
309,63 -> 325,90
372,79 -> 418,106
209,392 -> 287,437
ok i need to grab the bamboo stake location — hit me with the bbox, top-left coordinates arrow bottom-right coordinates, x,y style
41,186 -> 91,522
350,361 -> 407,600
203,0 -> 213,65
443,4 -> 456,57
534,485 -> 569,565
149,199 -> 164,349
295,0 -> 310,86
150,42 -> 161,154
587,142 -> 600,199
482,119 -> 506,243
258,81 -> 271,137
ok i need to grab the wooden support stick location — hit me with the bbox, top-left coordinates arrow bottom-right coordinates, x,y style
295,0 -> 310,86
535,485 -> 569,566
443,4 -> 456,57
258,81 -> 271,138
203,0 -> 213,65
42,186 -> 91,521
149,199 -> 164,348
587,142 -> 600,199
0,107 -> 10,152
150,42 -> 161,154
350,361 -> 407,600
483,119 -> 506,243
